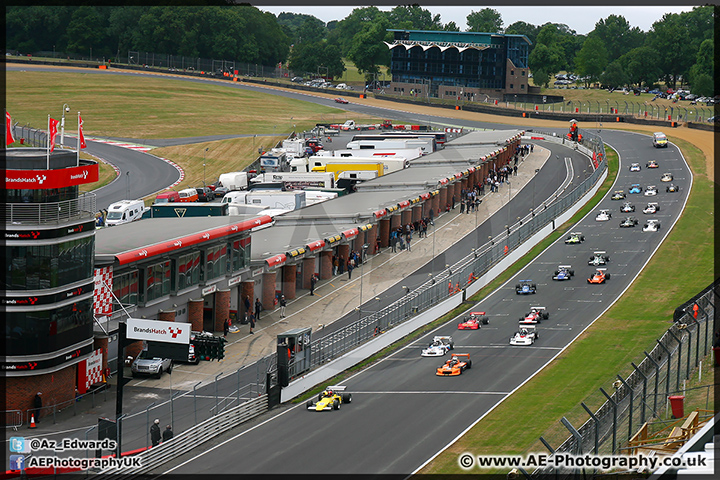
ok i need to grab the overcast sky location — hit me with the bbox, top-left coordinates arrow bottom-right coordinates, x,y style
259,5 -> 695,35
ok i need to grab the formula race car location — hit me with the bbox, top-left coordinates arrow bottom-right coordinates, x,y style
596,209 -> 612,222
643,219 -> 661,232
552,265 -> 575,281
619,216 -> 639,228
519,306 -> 549,324
515,280 -> 537,295
458,311 -> 489,329
646,160 -> 659,169
436,353 -> 472,376
421,336 -> 455,357
588,251 -> 610,266
611,190 -> 626,200
306,385 -> 352,411
510,325 -> 538,346
643,202 -> 660,214
666,184 -> 680,193
629,163 -> 641,172
564,232 -> 585,244
644,185 -> 658,196
334,97 -> 349,104
587,268 -> 610,284
620,202 -> 635,213
661,172 -> 673,182
628,184 -> 642,194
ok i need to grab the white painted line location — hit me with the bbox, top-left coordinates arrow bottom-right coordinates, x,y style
350,390 -> 510,395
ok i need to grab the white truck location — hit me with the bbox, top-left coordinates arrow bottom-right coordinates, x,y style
222,190 -> 306,211
104,199 -> 148,226
307,155 -> 408,174
291,148 -> 422,172
250,172 -> 336,190
345,138 -> 434,154
218,171 -> 248,191
282,138 -> 306,157
259,148 -> 287,172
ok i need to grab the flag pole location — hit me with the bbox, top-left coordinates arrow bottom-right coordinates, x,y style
47,114 -> 50,169
77,111 -> 80,166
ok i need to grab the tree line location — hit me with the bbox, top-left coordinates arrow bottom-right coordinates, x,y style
6,5 -> 716,94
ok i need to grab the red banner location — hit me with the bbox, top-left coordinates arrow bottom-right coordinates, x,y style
49,117 -> 59,152
78,114 -> 87,149
6,112 -> 14,145
3,163 -> 99,189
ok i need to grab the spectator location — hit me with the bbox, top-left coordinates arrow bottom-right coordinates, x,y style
332,255 -> 338,276
248,312 -> 256,334
162,425 -> 174,442
223,319 -> 229,338
150,419 -> 161,447
279,295 -> 287,318
347,258 -> 354,280
33,392 -> 42,423
254,298 -> 263,320
243,295 -> 251,316
310,274 -> 317,296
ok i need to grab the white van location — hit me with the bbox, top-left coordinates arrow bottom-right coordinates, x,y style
105,199 -> 147,226
220,191 -> 248,205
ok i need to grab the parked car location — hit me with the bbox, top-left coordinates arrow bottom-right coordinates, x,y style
195,186 -> 215,202
131,350 -> 173,378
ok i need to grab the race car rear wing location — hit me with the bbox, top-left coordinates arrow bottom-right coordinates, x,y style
593,251 -> 606,254
530,306 -> 546,311
570,232 -> 582,235
326,385 -> 347,392
596,268 -> 607,271
558,265 -> 572,269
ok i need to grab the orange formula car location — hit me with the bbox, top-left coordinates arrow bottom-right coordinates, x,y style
436,353 -> 472,376
587,268 -> 610,284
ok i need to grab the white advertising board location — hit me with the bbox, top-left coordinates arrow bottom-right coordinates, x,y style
126,318 -> 191,344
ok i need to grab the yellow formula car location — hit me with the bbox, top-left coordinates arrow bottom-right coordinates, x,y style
306,385 -> 352,411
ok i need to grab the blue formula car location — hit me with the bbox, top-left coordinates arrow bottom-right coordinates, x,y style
515,280 -> 537,294
628,184 -> 642,194
552,265 -> 575,281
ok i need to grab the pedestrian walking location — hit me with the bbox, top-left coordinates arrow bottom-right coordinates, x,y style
338,256 -> 345,274
150,419 -> 161,447
223,319 -> 229,338
33,392 -> 42,423
310,274 -> 317,296
332,255 -> 338,276
243,295 -> 251,316
347,258 -> 354,280
279,295 -> 287,318
248,312 -> 256,334
254,298 -> 263,320
162,425 -> 174,442
405,231 -> 412,252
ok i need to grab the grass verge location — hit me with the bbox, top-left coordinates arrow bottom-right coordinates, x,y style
420,136 -> 714,475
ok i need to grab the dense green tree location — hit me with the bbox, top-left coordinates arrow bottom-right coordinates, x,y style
288,41 -> 344,79
328,6 -> 387,57
442,21 -> 461,32
277,12 -> 326,45
528,43 -> 561,87
466,8 -> 503,33
687,38 -> 714,88
574,36 -> 608,87
599,61 -> 628,89
504,21 -> 540,46
590,14 -> 645,63
65,6 -> 109,57
619,47 -> 662,88
387,5 -> 442,31
6,6 -> 74,54
347,17 -> 391,75
691,74 -> 713,97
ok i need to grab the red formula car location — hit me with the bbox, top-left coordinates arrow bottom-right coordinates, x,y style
458,311 -> 488,330
334,97 -> 349,104
587,268 -> 610,284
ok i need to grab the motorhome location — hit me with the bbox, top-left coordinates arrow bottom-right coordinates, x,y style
222,190 -> 306,211
250,172 -> 336,190
307,155 -> 408,174
218,172 -> 249,191
311,162 -> 385,181
259,149 -> 288,172
351,132 -> 443,147
105,199 -> 148,226
345,138 -> 434,154
290,147 -> 422,172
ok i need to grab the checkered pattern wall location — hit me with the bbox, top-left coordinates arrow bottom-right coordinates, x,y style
94,266 -> 113,315
77,348 -> 104,394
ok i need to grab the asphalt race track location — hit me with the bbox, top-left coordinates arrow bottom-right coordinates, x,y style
8,65 -> 691,473
156,126 -> 689,472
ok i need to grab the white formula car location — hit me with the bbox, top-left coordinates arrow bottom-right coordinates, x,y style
595,209 -> 612,221
643,202 -> 660,214
421,336 -> 455,356
629,163 -> 641,172
510,325 -> 538,346
644,185 -> 658,196
643,219 -> 661,232
661,172 -> 673,182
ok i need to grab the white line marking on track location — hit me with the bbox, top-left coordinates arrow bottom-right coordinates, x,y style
350,390 -> 510,395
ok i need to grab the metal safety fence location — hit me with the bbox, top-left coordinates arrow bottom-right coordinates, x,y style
531,280 -> 718,479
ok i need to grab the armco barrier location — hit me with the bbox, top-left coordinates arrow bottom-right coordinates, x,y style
98,394 -> 268,477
